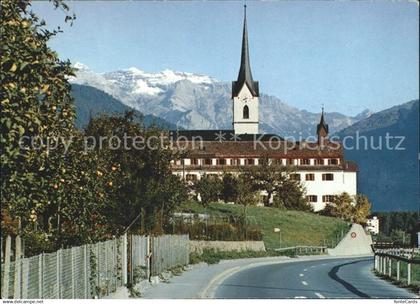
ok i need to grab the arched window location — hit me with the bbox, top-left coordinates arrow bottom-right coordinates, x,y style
243,105 -> 249,119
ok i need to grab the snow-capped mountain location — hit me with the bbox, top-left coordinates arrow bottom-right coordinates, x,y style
70,63 -> 372,138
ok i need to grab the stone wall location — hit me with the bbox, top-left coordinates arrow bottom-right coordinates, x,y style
189,240 -> 266,254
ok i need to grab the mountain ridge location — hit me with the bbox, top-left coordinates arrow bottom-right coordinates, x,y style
70,63 -> 372,138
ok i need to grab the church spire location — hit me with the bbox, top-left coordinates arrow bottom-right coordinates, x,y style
232,5 -> 259,98
317,107 -> 329,145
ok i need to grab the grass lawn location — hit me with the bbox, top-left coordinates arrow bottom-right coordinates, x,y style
177,201 -> 351,249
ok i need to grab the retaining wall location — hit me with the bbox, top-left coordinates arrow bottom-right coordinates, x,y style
189,240 -> 266,254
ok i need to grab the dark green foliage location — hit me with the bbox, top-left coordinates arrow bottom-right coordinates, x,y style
221,173 -> 239,203
194,174 -> 223,206
84,111 -> 188,234
373,211 -> 419,246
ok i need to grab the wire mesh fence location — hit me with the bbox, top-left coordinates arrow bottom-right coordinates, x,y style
151,234 -> 190,276
2,233 -> 189,299
1,235 -> 127,299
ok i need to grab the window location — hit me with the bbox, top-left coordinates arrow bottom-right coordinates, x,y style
208,174 -> 219,179
305,173 -> 315,181
204,158 -> 212,165
300,158 -> 310,165
322,173 -> 334,181
190,158 -> 198,165
314,158 -> 324,165
243,105 -> 249,119
328,158 -> 339,165
290,173 -> 301,181
218,158 -> 226,165
247,158 -> 255,165
306,195 -> 318,203
231,158 -> 239,166
186,174 -> 197,181
322,195 -> 335,203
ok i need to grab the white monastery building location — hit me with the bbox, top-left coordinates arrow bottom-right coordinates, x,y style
170,6 -> 358,212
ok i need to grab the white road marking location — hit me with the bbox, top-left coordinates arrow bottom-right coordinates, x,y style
299,273 -> 304,277
303,268 -> 308,271
302,281 -> 308,286
315,292 -> 325,298
311,266 -> 316,268
294,296 -> 307,298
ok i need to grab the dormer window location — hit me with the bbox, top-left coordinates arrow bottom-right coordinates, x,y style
243,105 -> 249,119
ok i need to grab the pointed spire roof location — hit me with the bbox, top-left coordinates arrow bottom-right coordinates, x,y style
317,107 -> 329,134
232,5 -> 259,98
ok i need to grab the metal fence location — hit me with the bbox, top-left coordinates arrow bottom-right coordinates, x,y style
2,233 -> 189,299
130,234 -> 190,279
1,235 -> 128,299
150,235 -> 190,276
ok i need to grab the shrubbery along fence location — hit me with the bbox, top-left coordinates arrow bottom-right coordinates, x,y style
1,234 -> 189,299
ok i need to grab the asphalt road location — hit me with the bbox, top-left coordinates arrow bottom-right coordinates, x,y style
214,257 -> 417,299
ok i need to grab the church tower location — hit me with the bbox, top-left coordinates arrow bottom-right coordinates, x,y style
317,107 -> 329,146
232,5 -> 259,134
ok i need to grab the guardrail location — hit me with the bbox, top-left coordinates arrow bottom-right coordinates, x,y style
374,248 -> 420,286
274,246 -> 328,255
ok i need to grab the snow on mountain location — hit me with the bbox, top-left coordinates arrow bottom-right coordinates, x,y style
70,63 -> 370,138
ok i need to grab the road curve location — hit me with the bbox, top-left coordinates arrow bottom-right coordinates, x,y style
214,257 -> 417,299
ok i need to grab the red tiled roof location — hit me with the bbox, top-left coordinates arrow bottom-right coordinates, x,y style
172,140 -> 343,158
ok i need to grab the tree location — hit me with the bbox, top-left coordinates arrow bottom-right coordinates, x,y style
322,192 -> 354,221
84,112 -> 187,233
194,174 -> 223,206
244,157 -> 310,211
221,173 -> 239,203
236,172 -> 258,207
353,194 -> 371,224
273,178 -> 311,211
1,0 -> 114,252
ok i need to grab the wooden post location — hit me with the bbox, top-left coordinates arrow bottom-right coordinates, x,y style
2,235 -> 12,299
14,235 -> 22,299
396,260 -> 400,281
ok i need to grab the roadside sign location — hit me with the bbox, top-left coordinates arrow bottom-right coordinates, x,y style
274,228 -> 280,232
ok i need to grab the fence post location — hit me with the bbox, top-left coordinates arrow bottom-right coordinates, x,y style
71,247 -> 75,298
407,262 -> 411,285
84,245 -> 88,299
146,236 -> 151,281
388,258 -> 392,277
2,235 -> 11,299
396,260 -> 400,281
14,235 -> 22,299
56,249 -> 61,298
38,253 -> 43,298
122,234 -> 128,285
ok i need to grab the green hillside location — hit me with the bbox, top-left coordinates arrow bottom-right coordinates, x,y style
177,201 -> 351,249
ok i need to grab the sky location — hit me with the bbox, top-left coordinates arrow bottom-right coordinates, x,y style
32,1 -> 419,116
